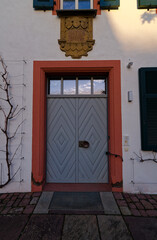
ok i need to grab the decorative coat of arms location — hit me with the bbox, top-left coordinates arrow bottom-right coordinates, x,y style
58,11 -> 96,59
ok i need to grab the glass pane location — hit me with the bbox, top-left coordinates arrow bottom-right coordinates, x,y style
93,79 -> 106,94
146,71 -> 157,94
79,0 -> 90,9
63,80 -> 76,94
63,0 -> 75,9
78,79 -> 91,94
49,80 -> 61,95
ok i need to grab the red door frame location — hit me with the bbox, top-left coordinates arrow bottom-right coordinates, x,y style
32,60 -> 122,192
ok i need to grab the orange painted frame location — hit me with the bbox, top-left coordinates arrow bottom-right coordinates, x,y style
32,60 -> 122,192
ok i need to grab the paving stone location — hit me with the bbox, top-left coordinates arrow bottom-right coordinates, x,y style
130,196 -> 139,202
124,216 -> 157,240
129,203 -> 136,209
6,200 -> 15,207
0,215 -> 29,240
130,209 -> 141,216
30,197 -> 39,205
19,198 -> 30,207
135,202 -> 144,210
0,207 -> 4,213
0,194 -> 8,200
34,192 -> 54,214
18,193 -> 25,199
6,194 -> 13,199
154,204 -> 157,209
100,192 -> 120,215
1,207 -> 11,214
13,198 -> 22,207
9,207 -> 24,214
23,205 -> 35,214
98,215 -> 132,240
20,215 -> 64,240
120,207 -> 131,215
24,193 -> 32,199
152,195 -> 157,201
146,210 -> 157,217
13,193 -> 19,196
125,197 -> 132,203
145,194 -> 152,199
123,193 -> 130,198
117,199 -> 128,207
113,192 -> 124,200
141,200 -> 154,209
63,215 -> 100,240
148,199 -> 157,204
3,199 -> 9,204
32,192 -> 41,197
11,196 -> 17,201
136,194 -> 146,200
139,210 -> 148,217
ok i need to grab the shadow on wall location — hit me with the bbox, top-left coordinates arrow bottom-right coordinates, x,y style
141,10 -> 157,24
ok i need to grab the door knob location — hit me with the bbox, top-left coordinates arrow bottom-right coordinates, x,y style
79,141 -> 90,148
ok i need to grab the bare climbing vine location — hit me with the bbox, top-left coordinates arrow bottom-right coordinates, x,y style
131,151 -> 157,164
0,56 -> 25,187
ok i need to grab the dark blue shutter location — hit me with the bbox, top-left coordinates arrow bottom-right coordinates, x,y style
138,0 -> 157,9
33,0 -> 54,10
139,68 -> 157,151
100,0 -> 120,9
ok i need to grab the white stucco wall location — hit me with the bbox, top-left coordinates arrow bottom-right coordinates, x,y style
0,0 -> 157,193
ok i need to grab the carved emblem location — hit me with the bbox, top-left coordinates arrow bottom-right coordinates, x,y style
58,15 -> 95,59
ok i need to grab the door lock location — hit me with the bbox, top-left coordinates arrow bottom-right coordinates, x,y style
79,141 -> 90,148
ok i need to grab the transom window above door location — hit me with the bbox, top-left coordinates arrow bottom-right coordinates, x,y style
47,77 -> 107,96
61,0 -> 93,9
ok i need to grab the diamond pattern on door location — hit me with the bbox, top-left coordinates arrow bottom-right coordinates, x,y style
78,98 -> 108,183
47,99 -> 76,182
46,98 -> 108,183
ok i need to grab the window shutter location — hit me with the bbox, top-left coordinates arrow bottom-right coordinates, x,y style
33,0 -> 54,10
138,0 -> 157,9
100,0 -> 120,9
139,68 -> 157,152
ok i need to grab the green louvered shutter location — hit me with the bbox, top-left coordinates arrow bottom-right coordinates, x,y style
139,68 -> 157,151
100,0 -> 120,9
138,0 -> 157,9
33,0 -> 54,10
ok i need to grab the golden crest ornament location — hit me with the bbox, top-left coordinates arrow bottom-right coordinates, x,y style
58,13 -> 95,59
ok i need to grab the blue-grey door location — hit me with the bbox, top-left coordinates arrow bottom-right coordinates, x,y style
46,98 -> 108,183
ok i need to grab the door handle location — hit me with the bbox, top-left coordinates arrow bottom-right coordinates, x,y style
79,141 -> 90,148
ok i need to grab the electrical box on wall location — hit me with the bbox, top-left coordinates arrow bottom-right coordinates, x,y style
100,0 -> 120,10
138,0 -> 157,9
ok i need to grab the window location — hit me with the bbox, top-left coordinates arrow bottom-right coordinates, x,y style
139,68 -> 157,151
48,76 -> 107,96
33,0 -> 54,10
100,0 -> 120,10
138,0 -> 157,9
61,0 -> 93,9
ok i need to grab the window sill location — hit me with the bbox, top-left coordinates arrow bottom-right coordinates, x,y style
56,9 -> 97,17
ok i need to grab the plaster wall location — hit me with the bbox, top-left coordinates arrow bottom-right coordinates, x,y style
0,0 -> 157,193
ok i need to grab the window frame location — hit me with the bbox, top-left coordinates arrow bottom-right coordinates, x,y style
60,0 -> 93,9
139,67 -> 157,152
47,76 -> 107,97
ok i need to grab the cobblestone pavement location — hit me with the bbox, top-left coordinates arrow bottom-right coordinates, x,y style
0,192 -> 157,240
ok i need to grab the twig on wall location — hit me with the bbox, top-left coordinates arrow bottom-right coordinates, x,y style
0,56 -> 25,188
132,151 -> 157,164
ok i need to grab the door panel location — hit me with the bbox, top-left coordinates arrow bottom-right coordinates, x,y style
78,98 -> 108,183
46,98 -> 76,183
46,98 -> 108,183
